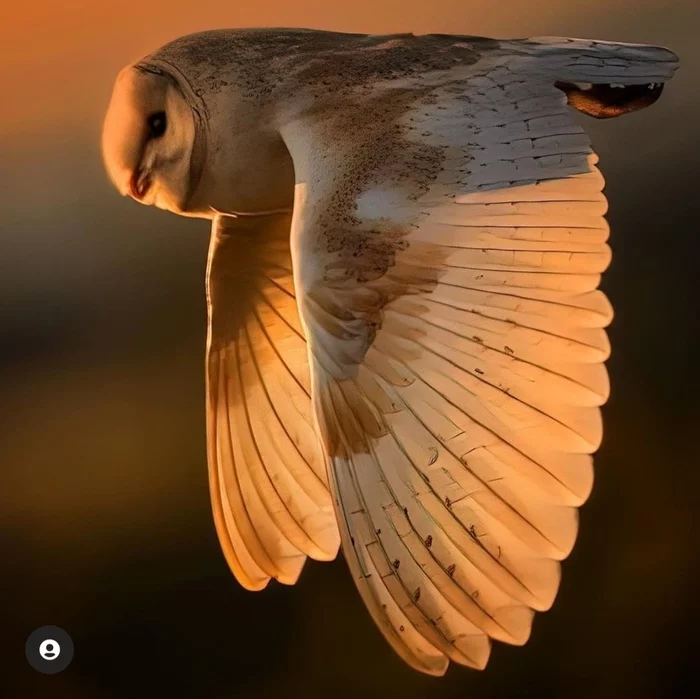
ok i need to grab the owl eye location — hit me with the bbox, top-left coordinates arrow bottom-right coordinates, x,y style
147,111 -> 167,139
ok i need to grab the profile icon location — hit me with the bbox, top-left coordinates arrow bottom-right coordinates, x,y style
26,626 -> 73,674
39,639 -> 61,660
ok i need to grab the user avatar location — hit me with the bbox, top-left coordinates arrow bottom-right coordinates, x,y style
39,639 -> 61,660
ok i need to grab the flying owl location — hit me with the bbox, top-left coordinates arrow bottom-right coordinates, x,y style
101,29 -> 678,675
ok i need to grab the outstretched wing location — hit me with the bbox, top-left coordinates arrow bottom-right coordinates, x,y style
280,37 -> 678,674
205,212 -> 339,590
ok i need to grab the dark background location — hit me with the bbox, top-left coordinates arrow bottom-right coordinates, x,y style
2,2 -> 699,697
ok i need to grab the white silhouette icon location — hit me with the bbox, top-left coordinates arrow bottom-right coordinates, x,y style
39,639 -> 61,660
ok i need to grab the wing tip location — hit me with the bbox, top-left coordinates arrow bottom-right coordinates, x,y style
420,663 -> 450,677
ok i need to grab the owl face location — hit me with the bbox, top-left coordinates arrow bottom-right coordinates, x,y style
102,57 -> 297,218
101,63 -> 208,217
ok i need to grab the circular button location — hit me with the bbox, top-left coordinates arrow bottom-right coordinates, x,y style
26,626 -> 74,674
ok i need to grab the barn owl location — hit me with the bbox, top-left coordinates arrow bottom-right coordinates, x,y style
102,29 -> 678,675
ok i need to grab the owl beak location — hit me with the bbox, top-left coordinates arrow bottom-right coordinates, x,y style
129,168 -> 152,201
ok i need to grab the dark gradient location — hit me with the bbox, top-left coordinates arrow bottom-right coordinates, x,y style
2,2 -> 699,698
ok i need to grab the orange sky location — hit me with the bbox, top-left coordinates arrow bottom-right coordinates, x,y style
2,0 -> 693,137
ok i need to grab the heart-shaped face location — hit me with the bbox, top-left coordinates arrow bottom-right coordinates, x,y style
101,64 -> 200,215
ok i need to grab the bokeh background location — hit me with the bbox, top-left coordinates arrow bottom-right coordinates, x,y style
2,1 -> 699,697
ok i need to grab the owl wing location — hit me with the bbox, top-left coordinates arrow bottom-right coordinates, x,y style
279,36 -> 678,674
205,211 -> 340,590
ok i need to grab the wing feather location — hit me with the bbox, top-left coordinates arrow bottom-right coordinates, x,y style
205,213 -> 339,589
280,36 -> 677,673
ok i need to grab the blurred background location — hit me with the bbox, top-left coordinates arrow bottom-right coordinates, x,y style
1,1 -> 698,697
